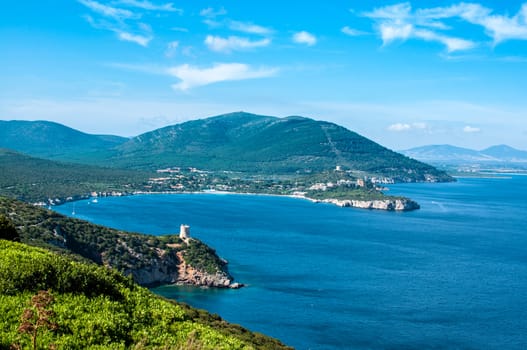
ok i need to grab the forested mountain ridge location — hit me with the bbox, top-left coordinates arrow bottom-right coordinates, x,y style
112,112 -> 452,181
2,113 -> 453,182
0,120 -> 127,162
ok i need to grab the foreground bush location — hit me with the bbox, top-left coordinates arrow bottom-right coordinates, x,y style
0,241 -> 290,350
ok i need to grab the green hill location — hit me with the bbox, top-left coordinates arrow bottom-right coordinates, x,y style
2,113 -> 453,182
112,112 -> 451,181
0,148 -> 153,203
0,240 -> 290,349
0,120 -> 127,162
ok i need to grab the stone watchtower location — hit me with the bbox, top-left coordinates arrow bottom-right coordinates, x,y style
179,224 -> 190,241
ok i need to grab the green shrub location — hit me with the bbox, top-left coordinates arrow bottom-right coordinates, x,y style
0,241 -> 290,350
0,214 -> 19,241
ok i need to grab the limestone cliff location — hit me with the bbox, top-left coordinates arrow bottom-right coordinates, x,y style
317,198 -> 420,211
117,239 -> 240,288
175,251 -> 233,288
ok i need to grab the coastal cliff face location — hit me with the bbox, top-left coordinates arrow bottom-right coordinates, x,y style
318,198 -> 420,211
119,240 -> 237,288
121,248 -> 179,286
175,251 -> 233,288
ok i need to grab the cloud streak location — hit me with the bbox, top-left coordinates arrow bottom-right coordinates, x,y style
79,0 -> 136,20
117,31 -> 152,46
388,122 -> 429,132
341,26 -> 366,36
112,0 -> 182,13
463,125 -> 481,133
199,7 -> 227,18
79,0 -> 183,47
388,123 -> 412,131
229,21 -> 273,35
205,35 -> 271,53
168,63 -> 278,90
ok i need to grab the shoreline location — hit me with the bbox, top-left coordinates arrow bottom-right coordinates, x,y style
47,189 -> 420,212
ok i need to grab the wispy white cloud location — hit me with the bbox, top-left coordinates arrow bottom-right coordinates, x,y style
229,21 -> 273,35
79,0 -> 136,20
388,122 -> 429,132
292,31 -> 317,46
79,0 -> 158,47
362,2 -> 527,52
364,2 -> 475,53
205,35 -> 271,53
112,0 -> 182,13
84,15 -> 153,46
168,63 -> 278,90
200,7 -> 227,18
388,123 -> 412,131
463,125 -> 481,133
414,29 -> 476,52
202,19 -> 222,28
341,26 -> 366,36
426,3 -> 527,44
117,31 -> 152,46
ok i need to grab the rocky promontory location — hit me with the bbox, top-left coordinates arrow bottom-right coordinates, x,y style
0,196 -> 242,290
115,225 -> 243,288
315,198 -> 420,211
122,245 -> 240,288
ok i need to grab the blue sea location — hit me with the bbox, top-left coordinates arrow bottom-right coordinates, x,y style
55,176 -> 527,349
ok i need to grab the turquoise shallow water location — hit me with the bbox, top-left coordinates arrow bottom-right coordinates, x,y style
55,176 -> 527,349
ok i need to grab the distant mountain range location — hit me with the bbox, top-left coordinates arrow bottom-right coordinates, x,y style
0,112 -> 452,182
401,144 -> 527,168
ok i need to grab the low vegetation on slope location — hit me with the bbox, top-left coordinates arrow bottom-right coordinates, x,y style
0,240 -> 290,349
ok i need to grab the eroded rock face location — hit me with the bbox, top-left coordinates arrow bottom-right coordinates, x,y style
123,250 -> 179,286
119,245 -> 237,288
175,251 -> 233,288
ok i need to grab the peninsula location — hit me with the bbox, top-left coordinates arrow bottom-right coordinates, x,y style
0,196 -> 241,289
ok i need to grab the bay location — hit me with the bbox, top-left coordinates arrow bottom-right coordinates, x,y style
55,176 -> 527,349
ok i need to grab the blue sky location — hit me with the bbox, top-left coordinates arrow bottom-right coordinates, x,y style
1,0 -> 526,150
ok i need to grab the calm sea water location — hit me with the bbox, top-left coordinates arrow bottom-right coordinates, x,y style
55,176 -> 527,349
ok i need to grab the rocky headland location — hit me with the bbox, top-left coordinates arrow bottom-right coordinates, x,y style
0,196 -> 243,290
312,197 -> 420,211
104,225 -> 243,289
122,244 -> 241,288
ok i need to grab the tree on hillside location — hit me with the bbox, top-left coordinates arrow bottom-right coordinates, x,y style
0,214 -> 20,241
